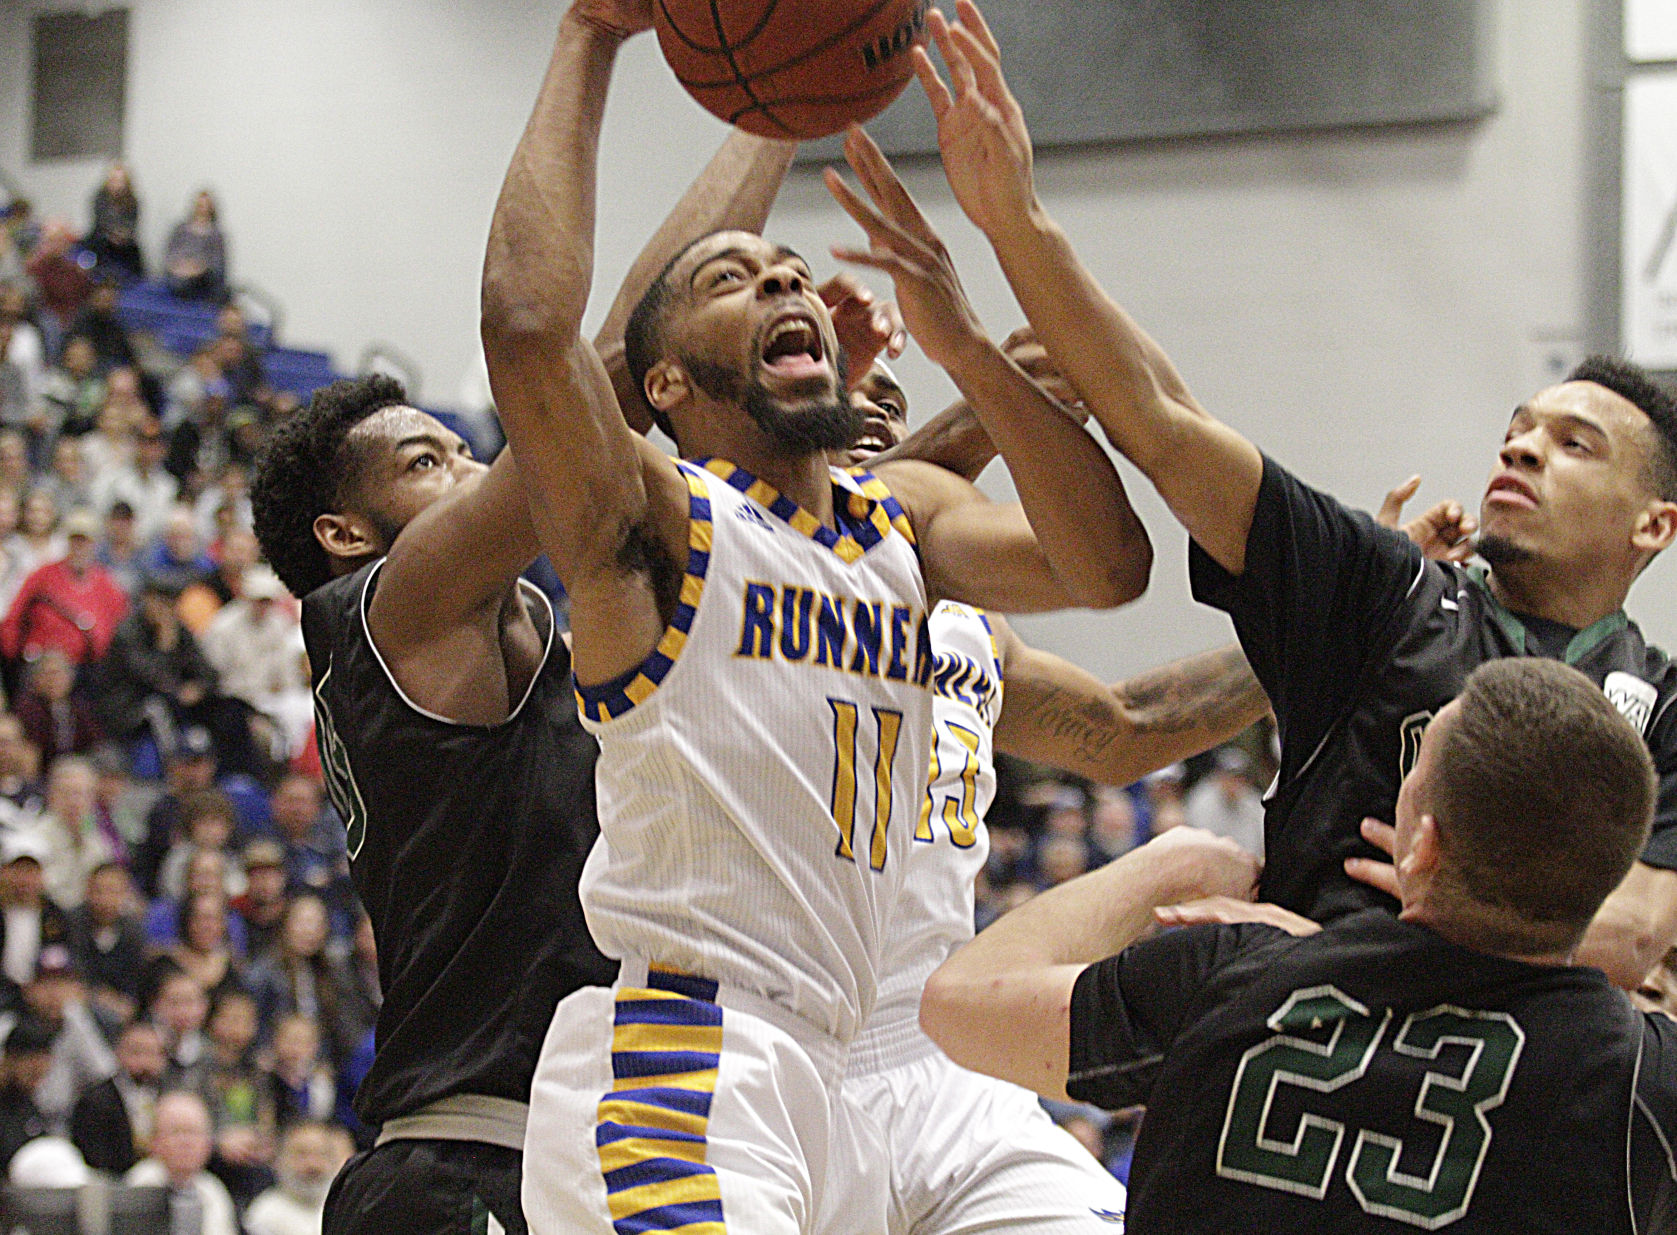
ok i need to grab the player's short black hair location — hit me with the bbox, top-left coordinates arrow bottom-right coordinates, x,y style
1429,658 -> 1654,954
251,373 -> 408,599
623,233 -> 717,445
1567,355 -> 1677,500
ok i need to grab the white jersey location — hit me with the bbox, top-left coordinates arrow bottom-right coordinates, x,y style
577,458 -> 934,1043
859,601 -> 1002,1044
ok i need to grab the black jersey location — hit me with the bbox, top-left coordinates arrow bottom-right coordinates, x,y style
1191,456 -> 1677,921
302,559 -> 616,1128
1068,911 -> 1677,1233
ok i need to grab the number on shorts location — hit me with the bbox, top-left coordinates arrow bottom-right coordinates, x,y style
1217,986 -> 1525,1228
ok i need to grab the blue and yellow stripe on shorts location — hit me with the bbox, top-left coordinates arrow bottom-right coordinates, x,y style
595,968 -> 727,1234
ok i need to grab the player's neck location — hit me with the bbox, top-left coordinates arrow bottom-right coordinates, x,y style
1400,903 -> 1575,968
1485,562 -> 1628,632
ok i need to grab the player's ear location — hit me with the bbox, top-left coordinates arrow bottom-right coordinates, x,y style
314,512 -> 382,564
1401,813 -> 1444,888
645,360 -> 689,415
1632,498 -> 1677,556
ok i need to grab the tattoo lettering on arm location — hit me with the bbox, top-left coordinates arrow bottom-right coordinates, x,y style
1118,646 -> 1268,738
1016,684 -> 1121,767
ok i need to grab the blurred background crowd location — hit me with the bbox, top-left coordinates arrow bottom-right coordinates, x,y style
0,160 -> 1277,1230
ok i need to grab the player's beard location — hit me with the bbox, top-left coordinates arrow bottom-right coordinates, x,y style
1477,533 -> 1533,567
684,351 -> 861,458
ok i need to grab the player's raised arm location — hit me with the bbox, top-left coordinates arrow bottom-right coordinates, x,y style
827,127 -> 1150,609
919,826 -> 1258,1099
914,1 -> 1263,574
993,627 -> 1270,787
481,0 -> 689,687
592,131 -> 798,431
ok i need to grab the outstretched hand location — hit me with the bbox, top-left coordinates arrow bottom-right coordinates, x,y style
1377,475 -> 1477,563
913,0 -> 1036,238
818,273 -> 906,390
571,0 -> 654,38
825,126 -> 987,369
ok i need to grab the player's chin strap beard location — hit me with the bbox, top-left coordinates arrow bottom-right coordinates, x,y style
1476,534 -> 1532,568
682,351 -> 862,458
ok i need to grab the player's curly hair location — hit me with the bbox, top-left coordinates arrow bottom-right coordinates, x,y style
1567,355 -> 1677,500
250,374 -> 408,599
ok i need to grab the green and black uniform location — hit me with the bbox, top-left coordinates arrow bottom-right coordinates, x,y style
1068,911 -> 1677,1233
304,560 -> 616,1235
1191,456 -> 1677,921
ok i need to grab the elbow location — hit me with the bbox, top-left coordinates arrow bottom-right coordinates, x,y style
1074,537 -> 1152,610
480,281 -> 583,353
917,964 -> 968,1061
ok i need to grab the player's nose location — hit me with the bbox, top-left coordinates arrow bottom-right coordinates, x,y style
1499,430 -> 1542,470
756,264 -> 806,299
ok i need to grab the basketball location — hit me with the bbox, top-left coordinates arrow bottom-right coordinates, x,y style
655,0 -> 931,140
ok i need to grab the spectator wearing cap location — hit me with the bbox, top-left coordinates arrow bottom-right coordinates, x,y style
68,862 -> 146,1029
0,942 -> 115,1133
202,565 -> 309,760
131,728 -> 218,898
0,507 -> 128,673
231,843 -> 289,963
0,832 -> 70,1006
124,1089 -> 239,1235
13,650 -> 101,768
0,1017 -> 52,1169
1182,745 -> 1266,857
29,756 -> 125,912
70,1017 -> 165,1175
91,420 -> 177,547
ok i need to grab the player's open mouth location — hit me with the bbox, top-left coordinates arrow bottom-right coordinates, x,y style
1485,473 -> 1538,509
850,418 -> 894,458
760,313 -> 828,381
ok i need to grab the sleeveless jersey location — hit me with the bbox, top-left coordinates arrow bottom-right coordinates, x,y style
576,459 -> 934,1043
860,601 -> 1002,1042
302,560 -> 616,1127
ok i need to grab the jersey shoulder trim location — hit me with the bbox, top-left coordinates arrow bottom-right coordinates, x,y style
576,462 -> 713,724
357,558 -> 558,729
698,457 -> 914,560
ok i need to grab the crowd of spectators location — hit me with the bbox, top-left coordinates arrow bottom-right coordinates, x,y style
0,166 -> 357,1233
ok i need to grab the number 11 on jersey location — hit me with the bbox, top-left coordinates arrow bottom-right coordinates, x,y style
829,699 -> 903,872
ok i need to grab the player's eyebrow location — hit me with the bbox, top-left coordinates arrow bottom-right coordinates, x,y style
393,432 -> 459,454
690,244 -> 810,288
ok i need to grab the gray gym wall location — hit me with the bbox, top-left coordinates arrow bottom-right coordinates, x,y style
2,1 -> 1662,684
